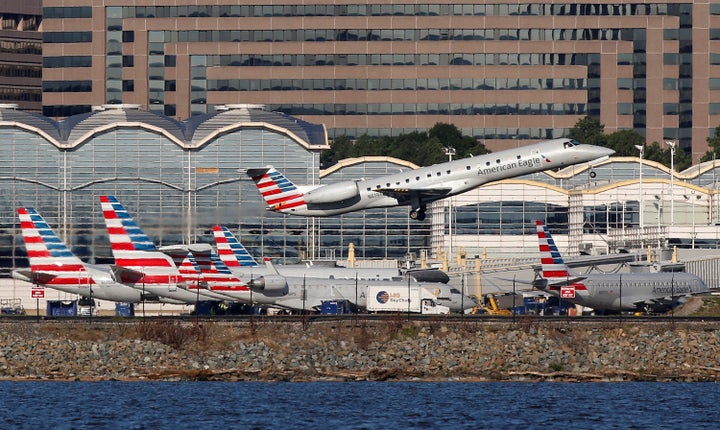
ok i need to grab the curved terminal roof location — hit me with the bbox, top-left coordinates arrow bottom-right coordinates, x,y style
0,105 -> 64,143
0,104 -> 328,149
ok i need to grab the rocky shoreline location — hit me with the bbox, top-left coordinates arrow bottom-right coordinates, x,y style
1,318 -> 719,382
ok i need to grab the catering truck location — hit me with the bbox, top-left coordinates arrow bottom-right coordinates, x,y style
366,286 -> 450,314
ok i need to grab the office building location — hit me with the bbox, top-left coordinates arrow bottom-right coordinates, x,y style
40,1 -> 720,159
0,0 -> 42,112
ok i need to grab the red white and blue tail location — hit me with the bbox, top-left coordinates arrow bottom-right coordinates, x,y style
212,226 -> 259,267
536,220 -> 571,280
190,251 -> 250,296
99,195 -> 178,284
246,166 -> 307,212
16,208 -> 91,285
536,220 -> 586,288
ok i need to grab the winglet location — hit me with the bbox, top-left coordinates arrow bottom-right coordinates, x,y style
263,256 -> 281,275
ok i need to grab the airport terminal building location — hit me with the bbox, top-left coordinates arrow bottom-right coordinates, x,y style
2,103 -> 720,277
40,0 -> 720,159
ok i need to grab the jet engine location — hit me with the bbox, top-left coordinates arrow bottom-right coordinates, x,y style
304,181 -> 360,204
248,275 -> 288,294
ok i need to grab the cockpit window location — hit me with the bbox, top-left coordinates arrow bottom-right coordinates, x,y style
569,139 -> 581,146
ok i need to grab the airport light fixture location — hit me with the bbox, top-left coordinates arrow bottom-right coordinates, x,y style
634,145 -> 645,231
665,140 -> 676,226
683,191 -> 702,248
443,146 -> 456,259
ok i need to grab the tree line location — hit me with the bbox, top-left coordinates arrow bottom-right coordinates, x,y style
322,118 -> 720,172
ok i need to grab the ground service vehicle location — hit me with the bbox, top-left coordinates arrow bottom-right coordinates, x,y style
366,286 -> 450,314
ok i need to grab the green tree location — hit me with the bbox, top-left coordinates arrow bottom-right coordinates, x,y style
700,125 -> 720,163
320,123 -> 489,167
605,129 -> 646,157
568,116 -> 607,147
427,123 -> 488,159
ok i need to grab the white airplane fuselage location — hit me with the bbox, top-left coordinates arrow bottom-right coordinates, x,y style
13,264 -> 151,303
230,274 -> 474,313
548,272 -> 709,312
278,138 -> 613,217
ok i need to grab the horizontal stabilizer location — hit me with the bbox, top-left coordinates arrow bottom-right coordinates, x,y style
159,244 -> 213,256
110,265 -> 144,283
12,269 -> 56,284
546,276 -> 587,287
246,167 -> 272,178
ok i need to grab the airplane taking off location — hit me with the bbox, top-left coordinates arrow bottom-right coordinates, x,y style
247,138 -> 614,220
99,195 -> 219,304
13,208 -> 158,303
535,220 -> 709,314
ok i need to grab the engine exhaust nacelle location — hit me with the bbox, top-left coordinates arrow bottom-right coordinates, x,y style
248,275 -> 288,295
304,181 -> 360,204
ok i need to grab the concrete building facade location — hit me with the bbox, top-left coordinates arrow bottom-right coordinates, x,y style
39,1 -> 720,160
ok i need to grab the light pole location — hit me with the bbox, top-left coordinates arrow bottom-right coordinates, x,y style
684,192 -> 702,248
634,145 -> 644,233
665,140 -> 676,226
443,146 -> 456,260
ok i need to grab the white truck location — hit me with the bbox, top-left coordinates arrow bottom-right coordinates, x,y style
366,286 -> 450,314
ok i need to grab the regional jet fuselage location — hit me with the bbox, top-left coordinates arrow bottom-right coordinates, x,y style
248,138 -> 614,220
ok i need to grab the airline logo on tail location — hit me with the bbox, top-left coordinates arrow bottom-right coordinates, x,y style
17,208 -> 89,283
247,167 -> 307,212
191,251 -> 249,292
99,195 -> 178,283
212,226 -> 259,267
535,220 -> 587,291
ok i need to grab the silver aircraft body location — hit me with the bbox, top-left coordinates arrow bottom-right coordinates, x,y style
211,225 -> 448,283
188,240 -> 475,313
248,138 -> 614,220
536,220 -> 709,313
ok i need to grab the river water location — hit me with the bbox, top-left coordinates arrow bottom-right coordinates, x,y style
0,381 -> 716,429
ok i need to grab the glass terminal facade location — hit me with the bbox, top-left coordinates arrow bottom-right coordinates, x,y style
2,104 -> 720,276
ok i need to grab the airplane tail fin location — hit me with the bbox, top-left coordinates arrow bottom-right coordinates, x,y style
536,220 -> 574,285
17,208 -> 87,276
190,250 -> 249,293
212,225 -> 259,267
99,196 -> 178,282
246,166 -> 307,212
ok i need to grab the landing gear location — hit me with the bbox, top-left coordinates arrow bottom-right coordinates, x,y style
409,205 -> 427,221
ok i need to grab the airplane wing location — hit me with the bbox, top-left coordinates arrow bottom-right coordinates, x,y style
376,187 -> 452,204
545,276 -> 587,287
493,275 -> 586,287
110,265 -> 145,283
11,269 -> 57,284
159,244 -> 213,256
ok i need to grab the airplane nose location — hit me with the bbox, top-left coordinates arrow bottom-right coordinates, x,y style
597,146 -> 615,156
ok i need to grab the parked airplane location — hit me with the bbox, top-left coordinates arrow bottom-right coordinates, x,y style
212,225 -> 420,281
13,208 -> 165,303
161,245 -> 245,301
247,138 -> 614,220
209,227 -> 475,312
193,245 -> 474,313
535,220 -> 709,313
99,195 -> 220,304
